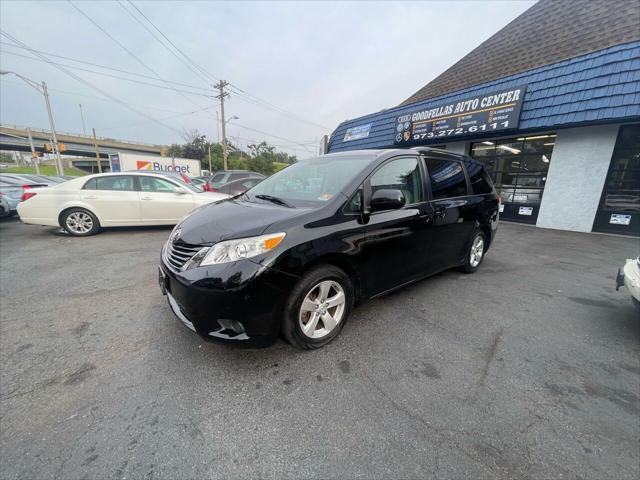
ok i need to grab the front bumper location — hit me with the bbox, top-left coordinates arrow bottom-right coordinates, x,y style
617,258 -> 640,302
159,257 -> 298,347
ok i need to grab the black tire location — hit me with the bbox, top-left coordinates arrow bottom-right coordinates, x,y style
281,264 -> 353,350
61,208 -> 101,236
459,230 -> 487,273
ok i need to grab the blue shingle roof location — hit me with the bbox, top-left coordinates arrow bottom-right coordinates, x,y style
328,41 -> 640,153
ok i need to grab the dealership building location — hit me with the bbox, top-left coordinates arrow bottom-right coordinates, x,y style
327,0 -> 640,236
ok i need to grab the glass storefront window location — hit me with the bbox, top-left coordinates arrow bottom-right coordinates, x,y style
470,134 -> 556,223
593,124 -> 640,236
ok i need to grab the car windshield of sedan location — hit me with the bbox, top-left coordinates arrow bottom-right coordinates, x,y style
246,155 -> 372,206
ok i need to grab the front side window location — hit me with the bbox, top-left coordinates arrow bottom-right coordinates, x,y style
94,176 -> 135,191
139,176 -> 178,192
424,158 -> 468,199
370,157 -> 422,205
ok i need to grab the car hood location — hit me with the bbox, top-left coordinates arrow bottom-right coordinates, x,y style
175,198 -> 311,245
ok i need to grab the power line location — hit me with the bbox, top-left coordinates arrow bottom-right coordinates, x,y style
67,0 -> 207,111
2,50 -> 215,98
126,0 -> 219,84
0,30 -> 184,135
126,0 -> 330,132
228,121 -> 315,153
118,0 -> 214,86
0,41 -> 213,93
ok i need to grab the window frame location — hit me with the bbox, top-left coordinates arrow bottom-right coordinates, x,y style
83,175 -> 137,192
137,175 -> 183,193
342,154 -> 425,215
421,155 -> 471,201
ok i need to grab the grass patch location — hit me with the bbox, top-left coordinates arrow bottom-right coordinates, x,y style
1,165 -> 88,176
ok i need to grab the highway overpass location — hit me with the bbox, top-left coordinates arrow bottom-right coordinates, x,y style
0,125 -> 167,158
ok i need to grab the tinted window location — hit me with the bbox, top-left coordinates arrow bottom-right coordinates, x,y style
94,176 -> 135,191
211,174 -> 226,183
139,176 -> 178,192
425,158 -> 468,199
229,173 -> 247,181
466,162 -> 494,195
370,157 -> 422,204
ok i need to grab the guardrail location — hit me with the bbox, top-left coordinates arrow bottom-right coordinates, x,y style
0,124 -> 165,148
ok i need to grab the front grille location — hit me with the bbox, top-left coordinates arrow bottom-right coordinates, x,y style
164,241 -> 203,271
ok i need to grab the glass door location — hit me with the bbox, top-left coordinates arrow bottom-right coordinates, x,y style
593,124 -> 640,236
470,134 -> 555,223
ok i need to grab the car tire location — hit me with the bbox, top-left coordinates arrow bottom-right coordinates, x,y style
459,230 -> 486,273
281,265 -> 353,350
61,208 -> 101,236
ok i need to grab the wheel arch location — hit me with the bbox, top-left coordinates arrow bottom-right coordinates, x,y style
57,203 -> 102,227
301,254 -> 363,303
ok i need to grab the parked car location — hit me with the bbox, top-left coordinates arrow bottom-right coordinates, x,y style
616,256 -> 640,311
0,185 -> 22,217
190,177 -> 210,189
159,148 -> 500,349
0,174 -> 48,188
210,176 -> 263,196
203,170 -> 265,191
17,172 -> 229,236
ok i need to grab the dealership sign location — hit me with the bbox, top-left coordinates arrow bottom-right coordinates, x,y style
394,85 -> 526,145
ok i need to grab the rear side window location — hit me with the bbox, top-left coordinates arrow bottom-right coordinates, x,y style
94,176 -> 135,191
466,162 -> 494,195
83,178 -> 97,190
424,158 -> 468,199
211,174 -> 226,183
229,173 -> 247,181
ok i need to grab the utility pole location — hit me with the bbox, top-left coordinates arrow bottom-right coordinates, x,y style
79,104 -> 87,136
27,128 -> 40,175
208,143 -> 212,174
214,80 -> 230,170
42,81 -> 64,176
92,128 -> 102,173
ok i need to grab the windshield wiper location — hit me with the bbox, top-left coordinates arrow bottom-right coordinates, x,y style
254,194 -> 295,208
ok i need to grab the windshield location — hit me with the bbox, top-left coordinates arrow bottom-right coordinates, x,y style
246,155 -> 372,206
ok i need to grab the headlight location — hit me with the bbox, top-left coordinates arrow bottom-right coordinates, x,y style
199,232 -> 286,266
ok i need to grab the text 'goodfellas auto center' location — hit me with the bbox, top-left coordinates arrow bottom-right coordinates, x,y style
327,0 -> 640,237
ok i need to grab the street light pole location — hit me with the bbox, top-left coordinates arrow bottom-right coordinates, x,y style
41,81 -> 64,176
0,71 -> 64,175
27,128 -> 40,175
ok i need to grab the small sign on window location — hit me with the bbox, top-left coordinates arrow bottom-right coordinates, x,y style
499,204 -> 504,213
610,214 -> 631,225
518,206 -> 533,216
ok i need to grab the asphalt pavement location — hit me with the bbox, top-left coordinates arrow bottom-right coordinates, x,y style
1,217 -> 639,480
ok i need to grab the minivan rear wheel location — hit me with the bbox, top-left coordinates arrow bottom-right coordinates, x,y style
459,231 -> 486,273
282,265 -> 353,349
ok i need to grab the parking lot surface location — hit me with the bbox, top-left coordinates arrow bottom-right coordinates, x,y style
1,217 -> 639,480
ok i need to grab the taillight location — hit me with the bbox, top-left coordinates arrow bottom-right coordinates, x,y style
20,191 -> 37,202
22,184 -> 32,190
497,195 -> 502,204
203,183 -> 211,192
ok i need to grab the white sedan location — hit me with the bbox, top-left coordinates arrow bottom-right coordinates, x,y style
17,172 -> 229,236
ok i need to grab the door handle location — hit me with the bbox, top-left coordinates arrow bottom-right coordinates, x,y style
83,195 -> 97,200
434,207 -> 447,218
417,211 -> 433,223
141,196 -> 152,201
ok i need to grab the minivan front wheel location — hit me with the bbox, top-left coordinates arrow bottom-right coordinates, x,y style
282,265 -> 353,349
460,231 -> 486,273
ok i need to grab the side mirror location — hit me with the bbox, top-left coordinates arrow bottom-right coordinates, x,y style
370,189 -> 405,211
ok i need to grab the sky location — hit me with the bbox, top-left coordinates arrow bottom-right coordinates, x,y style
0,0 -> 536,158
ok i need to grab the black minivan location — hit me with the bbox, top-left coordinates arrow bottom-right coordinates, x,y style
159,148 -> 499,349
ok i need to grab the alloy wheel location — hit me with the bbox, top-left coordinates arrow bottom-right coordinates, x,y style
298,280 -> 346,339
66,212 -> 93,234
470,235 -> 484,267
